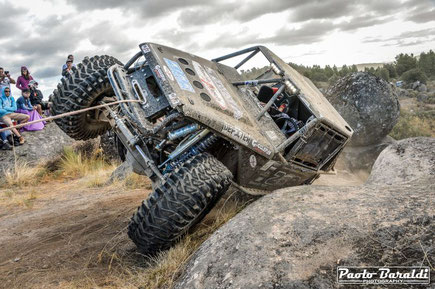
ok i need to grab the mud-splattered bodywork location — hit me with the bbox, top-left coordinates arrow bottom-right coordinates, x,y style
108,43 -> 353,192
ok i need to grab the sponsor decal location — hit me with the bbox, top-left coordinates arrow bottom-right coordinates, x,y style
221,124 -> 272,156
164,58 -> 195,93
252,139 -> 272,156
205,67 -> 243,119
249,155 -> 257,168
221,124 -> 251,146
192,61 -> 227,110
154,65 -> 166,81
337,266 -> 430,285
168,92 -> 180,106
163,65 -> 174,82
140,44 -> 151,53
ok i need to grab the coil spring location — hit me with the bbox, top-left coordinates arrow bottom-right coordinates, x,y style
164,134 -> 218,174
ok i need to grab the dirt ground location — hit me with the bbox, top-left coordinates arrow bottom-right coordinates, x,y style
0,179 -> 152,289
0,165 -> 366,289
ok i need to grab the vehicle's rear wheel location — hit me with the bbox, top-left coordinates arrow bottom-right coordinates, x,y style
50,55 -> 123,140
128,153 -> 232,254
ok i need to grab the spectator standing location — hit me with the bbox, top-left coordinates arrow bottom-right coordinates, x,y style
0,87 -> 29,144
16,66 -> 36,91
29,80 -> 49,116
16,89 -> 44,131
62,59 -> 74,77
0,67 -> 16,91
61,54 -> 75,71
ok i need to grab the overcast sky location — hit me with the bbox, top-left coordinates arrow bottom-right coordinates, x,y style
1,0 -> 434,99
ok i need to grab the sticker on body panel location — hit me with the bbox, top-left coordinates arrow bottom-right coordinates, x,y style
164,58 -> 195,93
205,67 -> 243,119
249,155 -> 257,168
154,65 -> 166,82
192,61 -> 227,110
163,65 -> 174,82
252,139 -> 272,156
141,44 -> 151,53
221,124 -> 251,146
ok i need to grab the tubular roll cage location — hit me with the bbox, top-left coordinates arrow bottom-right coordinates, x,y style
119,45 -> 343,173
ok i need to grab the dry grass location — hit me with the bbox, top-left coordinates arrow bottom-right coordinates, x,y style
1,161 -> 47,188
59,147 -> 110,178
1,188 -> 38,208
122,173 -> 153,190
390,109 -> 435,140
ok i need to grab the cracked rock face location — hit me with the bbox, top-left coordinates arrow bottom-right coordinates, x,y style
326,72 -> 400,146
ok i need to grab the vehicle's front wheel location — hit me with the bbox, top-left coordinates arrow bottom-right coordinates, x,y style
127,153 -> 232,254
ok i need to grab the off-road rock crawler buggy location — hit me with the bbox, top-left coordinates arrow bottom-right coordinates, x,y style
51,43 -> 353,254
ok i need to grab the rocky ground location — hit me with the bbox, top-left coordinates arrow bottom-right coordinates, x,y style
175,138 -> 435,289
0,123 -> 73,172
0,73 -> 433,288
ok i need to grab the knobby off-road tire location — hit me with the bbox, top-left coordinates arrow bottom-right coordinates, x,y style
128,153 -> 233,254
50,55 -> 122,140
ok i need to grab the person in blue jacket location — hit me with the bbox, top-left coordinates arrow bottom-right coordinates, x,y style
0,86 -> 29,144
15,88 -> 45,131
16,89 -> 35,111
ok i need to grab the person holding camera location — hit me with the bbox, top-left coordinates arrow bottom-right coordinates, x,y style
0,67 -> 16,91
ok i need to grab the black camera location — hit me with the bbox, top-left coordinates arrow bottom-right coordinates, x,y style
5,71 -> 9,75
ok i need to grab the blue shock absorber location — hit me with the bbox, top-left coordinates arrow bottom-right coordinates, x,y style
168,124 -> 199,140
163,134 -> 218,174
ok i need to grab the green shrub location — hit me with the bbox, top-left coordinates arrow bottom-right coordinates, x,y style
400,68 -> 428,84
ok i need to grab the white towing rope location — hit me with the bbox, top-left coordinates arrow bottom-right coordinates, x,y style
0,99 -> 142,133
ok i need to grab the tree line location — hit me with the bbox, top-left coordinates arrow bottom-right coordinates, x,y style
240,50 -> 435,85
289,50 -> 435,85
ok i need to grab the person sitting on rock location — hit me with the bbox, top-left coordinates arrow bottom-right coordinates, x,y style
16,66 -> 36,91
16,89 -> 44,131
0,87 -> 28,144
29,80 -> 49,116
0,67 -> 16,91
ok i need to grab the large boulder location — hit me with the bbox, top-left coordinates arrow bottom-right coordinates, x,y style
326,72 -> 400,146
175,137 -> 434,289
0,123 -> 73,172
367,137 -> 435,186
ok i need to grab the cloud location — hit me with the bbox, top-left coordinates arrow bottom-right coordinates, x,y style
338,15 -> 393,31
203,20 -> 336,50
289,0 -> 356,22
152,28 -> 201,51
261,21 -> 336,45
177,0 -> 306,26
85,21 -> 137,54
406,9 -> 435,23
0,3 -> 28,36
66,0 -> 204,18
363,27 -> 435,46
